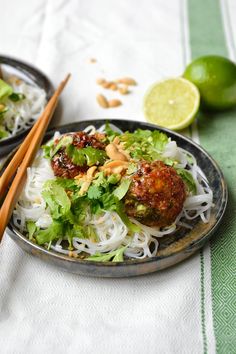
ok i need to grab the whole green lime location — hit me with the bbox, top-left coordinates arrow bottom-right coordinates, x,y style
183,55 -> 236,110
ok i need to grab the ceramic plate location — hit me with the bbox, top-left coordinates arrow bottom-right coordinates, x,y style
0,55 -> 53,156
6,119 -> 228,277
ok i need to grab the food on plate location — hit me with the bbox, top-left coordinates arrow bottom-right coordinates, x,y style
124,161 -> 186,227
143,77 -> 200,130
13,123 -> 213,262
0,74 -> 46,140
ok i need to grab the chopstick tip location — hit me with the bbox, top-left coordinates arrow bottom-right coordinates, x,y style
65,73 -> 71,82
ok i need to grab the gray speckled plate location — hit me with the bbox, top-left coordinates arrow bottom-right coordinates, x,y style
0,55 -> 53,156
6,119 -> 228,277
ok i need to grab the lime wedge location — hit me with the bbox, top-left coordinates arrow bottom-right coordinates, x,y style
143,78 -> 200,130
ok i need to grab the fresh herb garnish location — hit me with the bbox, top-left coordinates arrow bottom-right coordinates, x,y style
105,121 -> 121,142
0,79 -> 13,100
86,245 -> 127,262
177,168 -> 197,194
66,145 -> 107,166
50,135 -> 73,157
9,92 -> 25,102
120,129 -> 169,161
0,126 -> 8,138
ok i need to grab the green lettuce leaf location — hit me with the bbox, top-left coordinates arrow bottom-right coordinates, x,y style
0,79 -> 13,100
113,178 -> 131,200
177,169 -> 197,194
42,180 -> 71,218
26,221 -> 37,240
86,245 -> 127,262
36,221 -> 63,245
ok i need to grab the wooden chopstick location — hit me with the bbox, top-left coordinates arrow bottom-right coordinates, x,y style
0,73 -> 71,241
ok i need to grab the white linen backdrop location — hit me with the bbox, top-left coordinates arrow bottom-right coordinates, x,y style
0,1 -> 212,353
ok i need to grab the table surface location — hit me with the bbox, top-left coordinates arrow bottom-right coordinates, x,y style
0,1 -> 236,353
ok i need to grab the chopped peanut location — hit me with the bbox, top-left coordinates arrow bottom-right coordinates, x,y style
105,143 -> 128,161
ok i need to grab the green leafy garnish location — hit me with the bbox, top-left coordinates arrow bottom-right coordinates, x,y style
177,169 -> 197,194
42,180 -> 71,219
42,142 -> 54,159
113,178 -> 131,200
0,79 -> 13,100
55,177 -> 78,191
86,246 -> 127,262
0,126 -> 8,138
9,92 -> 25,102
26,221 -> 37,240
87,185 -> 102,199
66,145 -> 107,166
36,221 -> 63,245
120,129 -> 169,162
127,162 -> 138,175
105,121 -> 121,142
50,135 -> 73,157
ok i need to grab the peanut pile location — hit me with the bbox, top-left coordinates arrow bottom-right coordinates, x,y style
96,77 -> 137,109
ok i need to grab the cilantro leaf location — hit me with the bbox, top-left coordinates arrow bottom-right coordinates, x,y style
87,185 -> 102,199
55,177 -> 78,191
66,145 -> 106,166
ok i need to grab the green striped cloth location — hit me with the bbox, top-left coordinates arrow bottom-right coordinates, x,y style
0,0 -> 235,353
188,1 -> 236,353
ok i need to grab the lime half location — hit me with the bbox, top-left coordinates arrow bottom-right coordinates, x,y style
143,78 -> 200,130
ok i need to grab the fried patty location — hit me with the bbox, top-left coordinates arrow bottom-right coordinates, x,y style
125,161 -> 186,227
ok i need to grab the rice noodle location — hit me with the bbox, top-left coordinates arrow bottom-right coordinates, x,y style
13,124 -> 214,260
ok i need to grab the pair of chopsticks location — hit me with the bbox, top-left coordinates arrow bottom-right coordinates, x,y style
0,74 -> 71,241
